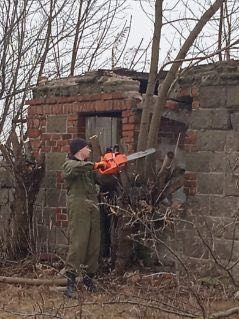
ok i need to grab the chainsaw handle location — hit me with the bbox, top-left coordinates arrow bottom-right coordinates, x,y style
97,152 -> 127,175
98,160 -> 118,175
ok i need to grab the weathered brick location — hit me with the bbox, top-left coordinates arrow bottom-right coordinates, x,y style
56,183 -> 64,189
41,171 -> 57,188
45,188 -> 66,207
67,127 -> 78,134
185,152 -> 211,172
122,130 -> 134,138
56,140 -> 68,147
122,123 -> 135,131
46,115 -> 67,133
192,100 -> 200,109
225,131 -> 239,151
52,146 -> 62,152
28,128 -> 41,138
187,194 -> 210,216
61,220 -> 68,228
42,146 -> 51,152
191,86 -> 199,97
190,109 -> 230,130
67,114 -> 79,121
210,152 -> 226,172
32,151 -> 41,160
184,130 -> 197,145
165,100 -> 178,110
45,97 -> 58,105
122,117 -> 128,124
209,195 -> 239,218
62,134 -> 73,140
46,152 -> 66,171
226,85 -> 239,108
122,110 -> 133,117
185,172 -> 197,181
63,103 -> 74,114
67,120 -> 78,128
197,130 -> 227,151
52,104 -> 64,114
224,174 -> 239,196
198,173 -> 224,195
230,112 -> 239,131
51,134 -> 62,140
45,140 -> 56,147
122,137 -> 134,143
184,180 -> 197,188
225,152 -> 239,175
28,118 -> 40,128
30,139 -> 42,149
188,187 -> 197,196
55,221 -> 62,227
199,86 -> 226,108
179,86 -> 191,96
35,207 -> 56,226
56,213 -> 68,222
26,98 -> 44,106
183,144 -> 196,152
190,109 -> 211,129
61,145 -> 70,152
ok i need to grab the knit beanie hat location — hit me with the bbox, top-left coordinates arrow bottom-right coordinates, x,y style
69,138 -> 88,155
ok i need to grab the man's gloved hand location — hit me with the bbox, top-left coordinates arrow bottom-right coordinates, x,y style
94,161 -> 108,170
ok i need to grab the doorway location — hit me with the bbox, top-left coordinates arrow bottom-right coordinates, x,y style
85,114 -> 121,261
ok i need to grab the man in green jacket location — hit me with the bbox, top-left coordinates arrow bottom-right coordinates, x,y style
63,138 -> 106,298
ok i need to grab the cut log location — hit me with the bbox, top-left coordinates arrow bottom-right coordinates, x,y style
0,276 -> 66,286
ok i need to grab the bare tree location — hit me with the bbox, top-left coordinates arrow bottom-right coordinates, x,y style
137,0 -> 163,153
0,0 -> 129,257
135,0 -> 239,159
147,0 -> 225,150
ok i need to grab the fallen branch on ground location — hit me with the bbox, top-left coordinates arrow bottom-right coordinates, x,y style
0,275 -> 66,286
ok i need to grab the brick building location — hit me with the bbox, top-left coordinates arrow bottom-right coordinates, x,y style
27,62 -> 239,275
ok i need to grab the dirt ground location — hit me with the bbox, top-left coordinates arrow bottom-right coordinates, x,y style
0,260 -> 238,319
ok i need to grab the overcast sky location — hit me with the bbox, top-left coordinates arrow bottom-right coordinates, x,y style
120,0 -> 239,71
129,1 -> 153,45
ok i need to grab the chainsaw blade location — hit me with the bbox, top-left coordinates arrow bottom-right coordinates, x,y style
127,148 -> 156,161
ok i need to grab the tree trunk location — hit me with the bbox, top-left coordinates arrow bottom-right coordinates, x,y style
137,0 -> 163,152
146,0 -> 224,150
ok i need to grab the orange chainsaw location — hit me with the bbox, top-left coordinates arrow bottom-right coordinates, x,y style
95,145 -> 156,175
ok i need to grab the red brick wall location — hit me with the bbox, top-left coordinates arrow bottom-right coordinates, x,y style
27,92 -> 139,159
177,84 -> 199,197
27,92 -> 141,229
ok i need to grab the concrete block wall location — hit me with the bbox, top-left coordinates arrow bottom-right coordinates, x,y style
0,163 -> 16,256
173,61 -> 239,274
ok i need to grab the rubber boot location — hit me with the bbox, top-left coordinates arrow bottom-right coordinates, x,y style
82,273 -> 96,292
64,271 -> 76,298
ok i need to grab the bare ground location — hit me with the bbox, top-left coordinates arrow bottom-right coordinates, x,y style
0,259 -> 238,319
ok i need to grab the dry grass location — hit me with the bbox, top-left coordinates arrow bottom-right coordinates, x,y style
0,260 -> 238,319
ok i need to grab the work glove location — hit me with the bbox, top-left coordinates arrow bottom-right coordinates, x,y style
94,161 -> 108,170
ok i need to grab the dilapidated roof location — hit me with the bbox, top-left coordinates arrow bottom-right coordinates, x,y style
33,68 -> 168,99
